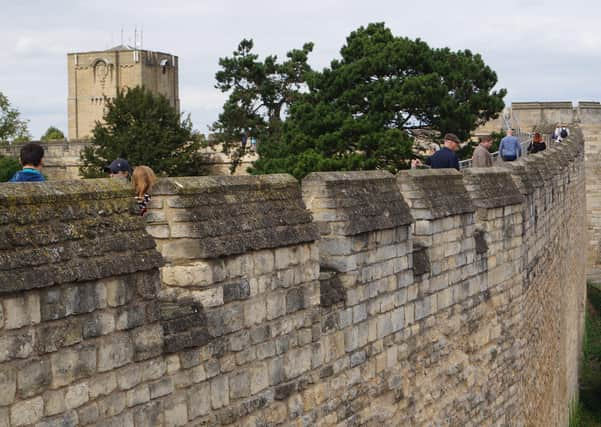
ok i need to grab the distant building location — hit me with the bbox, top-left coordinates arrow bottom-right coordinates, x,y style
67,45 -> 179,139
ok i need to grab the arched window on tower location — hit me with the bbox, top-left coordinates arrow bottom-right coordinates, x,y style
160,59 -> 170,74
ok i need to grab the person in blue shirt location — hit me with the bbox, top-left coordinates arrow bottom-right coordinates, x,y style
9,142 -> 46,182
499,129 -> 521,162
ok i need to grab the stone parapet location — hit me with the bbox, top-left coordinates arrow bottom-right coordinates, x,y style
0,136 -> 587,426
148,174 -> 319,261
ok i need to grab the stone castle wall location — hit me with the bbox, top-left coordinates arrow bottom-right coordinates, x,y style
0,133 -> 585,426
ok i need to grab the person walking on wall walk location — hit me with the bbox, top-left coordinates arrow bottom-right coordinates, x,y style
499,129 -> 521,162
471,135 -> 493,167
412,133 -> 461,170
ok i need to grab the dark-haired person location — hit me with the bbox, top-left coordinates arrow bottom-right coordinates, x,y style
472,135 -> 493,167
9,142 -> 46,182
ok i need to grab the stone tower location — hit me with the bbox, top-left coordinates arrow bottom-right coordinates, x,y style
67,45 -> 180,139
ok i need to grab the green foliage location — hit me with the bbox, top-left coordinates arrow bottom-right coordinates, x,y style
577,283 -> 601,426
250,23 -> 506,178
0,155 -> 21,182
40,126 -> 65,141
211,39 -> 314,170
81,86 -> 205,178
0,91 -> 31,145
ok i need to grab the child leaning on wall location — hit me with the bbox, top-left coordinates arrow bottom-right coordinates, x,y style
132,166 -> 157,216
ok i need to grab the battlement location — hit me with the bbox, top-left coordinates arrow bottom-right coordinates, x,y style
0,133 -> 586,426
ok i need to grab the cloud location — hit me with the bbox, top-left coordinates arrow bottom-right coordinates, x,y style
1,0 -> 600,139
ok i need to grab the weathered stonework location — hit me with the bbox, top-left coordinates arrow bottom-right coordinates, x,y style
0,134 -> 586,426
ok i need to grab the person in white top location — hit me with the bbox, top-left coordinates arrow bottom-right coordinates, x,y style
553,124 -> 569,142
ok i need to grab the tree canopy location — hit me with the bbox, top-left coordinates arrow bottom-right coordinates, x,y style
240,23 -> 506,178
211,39 -> 314,168
0,91 -> 31,145
41,126 -> 65,141
81,86 -> 205,178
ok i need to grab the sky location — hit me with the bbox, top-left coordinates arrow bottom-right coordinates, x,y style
2,0 -> 601,139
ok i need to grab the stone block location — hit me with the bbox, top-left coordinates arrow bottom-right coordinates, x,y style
223,279 -> 251,303
187,383 -> 211,419
235,347 -> 257,365
33,411 -> 79,427
244,298 -> 266,326
250,324 -> 271,344
149,378 -> 174,399
77,402 -> 99,425
391,307 -> 404,332
116,364 -> 142,390
97,392 -> 126,418
350,350 -> 366,368
230,330 -> 250,352
250,362 -> 269,395
133,401 -> 163,427
284,347 -> 312,380
88,372 -> 117,399
269,357 -> 284,386
266,292 -> 286,320
0,408 -> 7,427
2,293 -> 40,329
146,224 -> 171,238
0,364 -> 16,405
160,262 -> 214,288
10,396 -> 44,426
257,341 -> 276,360
194,287 -> 224,308
189,364 -> 207,384
131,324 -> 163,361
264,401 -> 288,425
253,250 -> 275,275
43,389 -> 66,416
0,329 -> 34,363
105,278 -> 128,307
65,382 -> 89,410
211,376 -> 230,409
97,333 -> 134,372
286,288 -> 305,314
82,311 -> 115,339
275,246 -> 299,270
126,384 -> 150,407
51,345 -> 97,388
35,319 -> 82,354
229,371 -> 250,399
17,357 -> 51,398
377,312 -> 393,339
142,358 -> 167,382
164,397 -> 189,427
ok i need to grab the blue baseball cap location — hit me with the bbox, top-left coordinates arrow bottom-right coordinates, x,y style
104,158 -> 131,174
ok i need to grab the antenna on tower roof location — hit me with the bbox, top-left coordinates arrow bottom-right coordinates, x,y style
134,26 -> 137,49
120,28 -> 124,46
141,25 -> 144,49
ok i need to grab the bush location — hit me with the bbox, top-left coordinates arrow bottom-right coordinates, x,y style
0,155 -> 21,182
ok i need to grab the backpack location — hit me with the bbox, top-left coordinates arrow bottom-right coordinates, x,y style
560,128 -> 568,138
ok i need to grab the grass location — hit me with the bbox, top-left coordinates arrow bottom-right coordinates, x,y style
575,283 -> 601,426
